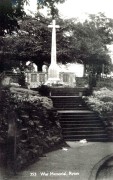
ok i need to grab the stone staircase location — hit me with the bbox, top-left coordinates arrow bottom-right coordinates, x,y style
51,96 -> 87,110
51,88 -> 109,142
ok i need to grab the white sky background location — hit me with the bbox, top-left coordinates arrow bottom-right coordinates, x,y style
58,0 -> 113,20
24,0 -> 113,19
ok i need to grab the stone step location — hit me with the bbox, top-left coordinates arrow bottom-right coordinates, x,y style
50,87 -> 89,97
58,111 -> 96,114
51,96 -> 82,98
56,106 -> 87,111
62,124 -> 103,127
54,102 -> 85,104
51,97 -> 83,100
53,101 -> 84,104
62,130 -> 106,135
51,93 -> 80,96
63,127 -> 104,130
59,113 -> 98,116
52,97 -> 83,99
52,97 -> 83,100
51,93 -> 109,142
64,137 -> 109,142
53,99 -> 84,102
51,92 -> 86,96
60,120 -> 101,123
63,134 -> 108,139
61,122 -> 101,126
60,116 -> 100,120
53,102 -> 84,105
59,114 -> 99,118
53,102 -> 86,107
54,106 -> 86,109
60,115 -> 100,119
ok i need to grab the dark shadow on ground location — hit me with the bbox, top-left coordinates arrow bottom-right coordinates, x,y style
96,156 -> 113,180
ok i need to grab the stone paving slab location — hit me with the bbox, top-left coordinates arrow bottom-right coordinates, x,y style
1,142 -> 113,180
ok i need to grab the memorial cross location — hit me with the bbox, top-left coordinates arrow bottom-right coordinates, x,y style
48,20 -> 60,65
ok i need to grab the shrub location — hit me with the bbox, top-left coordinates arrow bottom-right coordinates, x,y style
0,87 -> 63,172
76,77 -> 89,87
84,88 -> 113,116
38,85 -> 51,96
96,78 -> 113,89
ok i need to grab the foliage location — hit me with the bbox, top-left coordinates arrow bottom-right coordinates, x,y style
10,86 -> 53,108
0,0 -> 29,36
37,0 -> 65,18
0,15 -> 51,71
0,87 -> 63,171
76,77 -> 89,87
1,13 -> 113,73
0,0 -> 19,36
0,15 -> 76,71
0,0 -> 66,36
84,87 -> 113,116
88,13 -> 113,45
96,77 -> 113,89
68,14 -> 113,66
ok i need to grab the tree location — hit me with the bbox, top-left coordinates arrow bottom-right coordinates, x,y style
0,15 -> 74,71
0,13 -> 113,76
0,0 -> 65,36
37,0 -> 65,18
63,14 -> 113,74
0,15 -> 52,71
0,0 -> 18,36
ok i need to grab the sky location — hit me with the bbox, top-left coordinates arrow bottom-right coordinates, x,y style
58,0 -> 113,20
24,0 -> 113,19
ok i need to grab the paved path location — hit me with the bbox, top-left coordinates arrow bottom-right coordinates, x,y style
1,142 -> 113,180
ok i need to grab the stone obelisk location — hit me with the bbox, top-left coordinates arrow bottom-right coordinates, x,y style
48,20 -> 60,83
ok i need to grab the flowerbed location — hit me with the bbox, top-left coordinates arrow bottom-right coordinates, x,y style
0,87 -> 63,172
84,87 -> 113,116
84,87 -> 113,140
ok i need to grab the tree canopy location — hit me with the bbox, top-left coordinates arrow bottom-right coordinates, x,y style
0,0 -> 65,36
0,13 -> 113,74
62,13 -> 113,75
0,0 -> 113,76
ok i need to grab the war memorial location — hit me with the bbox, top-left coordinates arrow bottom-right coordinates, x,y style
0,16 -> 113,180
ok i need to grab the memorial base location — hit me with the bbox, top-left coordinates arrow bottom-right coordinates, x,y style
45,64 -> 61,86
45,78 -> 63,86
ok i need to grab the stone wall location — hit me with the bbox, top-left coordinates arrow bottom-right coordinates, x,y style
25,72 -> 48,88
25,72 -> 76,88
60,72 -> 76,87
0,87 -> 63,172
